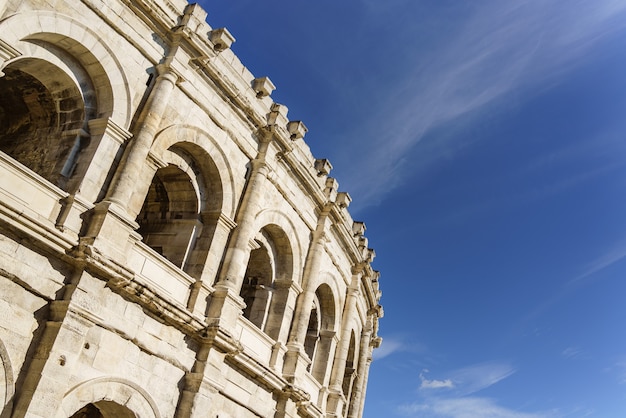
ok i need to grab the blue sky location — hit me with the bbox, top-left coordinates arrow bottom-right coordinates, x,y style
200,1 -> 626,417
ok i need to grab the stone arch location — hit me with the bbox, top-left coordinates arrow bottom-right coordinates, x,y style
0,55 -> 91,188
314,272 -> 343,331
151,124 -> 236,218
0,11 -> 132,192
0,11 -> 131,125
0,338 -> 15,416
240,222 -> 296,340
56,377 -> 160,418
253,209 -> 304,278
137,162 -> 201,270
136,141 -> 227,279
308,282 -> 339,384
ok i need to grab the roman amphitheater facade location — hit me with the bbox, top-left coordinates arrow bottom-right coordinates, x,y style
0,1 -> 383,417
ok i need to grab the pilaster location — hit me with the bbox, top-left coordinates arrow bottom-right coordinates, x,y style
326,270 -> 363,416
106,68 -> 179,216
282,227 -> 329,385
205,130 -> 273,333
10,271 -> 92,418
347,317 -> 374,418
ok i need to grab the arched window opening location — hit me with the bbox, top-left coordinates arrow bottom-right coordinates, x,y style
342,332 -> 358,400
309,283 -> 336,384
137,164 -> 202,272
240,224 -> 295,340
304,304 -> 320,369
69,401 -> 136,418
240,242 -> 274,328
0,58 -> 94,190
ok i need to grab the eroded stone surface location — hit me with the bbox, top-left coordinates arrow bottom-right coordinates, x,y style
0,1 -> 383,417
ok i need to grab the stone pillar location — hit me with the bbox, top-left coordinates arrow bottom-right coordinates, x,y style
312,329 -> 338,385
174,342 -> 230,418
205,133 -> 272,331
347,316 -> 374,418
186,213 -> 237,316
79,67 -> 178,263
326,270 -> 362,416
106,67 -> 178,216
355,347 -> 374,418
264,279 -> 298,342
282,224 -> 329,383
11,271 -> 91,418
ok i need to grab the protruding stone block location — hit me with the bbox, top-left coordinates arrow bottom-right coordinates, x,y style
252,76 -> 276,98
287,121 -> 307,140
357,236 -> 368,251
352,221 -> 366,236
314,159 -> 333,176
267,103 -> 289,126
209,27 -> 235,51
324,177 -> 338,201
336,192 -> 351,208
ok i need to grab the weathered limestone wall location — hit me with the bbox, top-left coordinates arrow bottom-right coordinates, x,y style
0,1 -> 383,417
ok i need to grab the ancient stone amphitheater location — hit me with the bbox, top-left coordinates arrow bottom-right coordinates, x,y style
0,1 -> 383,417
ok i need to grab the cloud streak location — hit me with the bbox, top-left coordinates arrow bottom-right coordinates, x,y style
399,362 -> 553,418
372,337 -> 405,360
399,396 -> 557,418
342,0 -> 626,205
450,362 -> 516,396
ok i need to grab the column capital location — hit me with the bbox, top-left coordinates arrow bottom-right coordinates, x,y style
155,64 -> 184,85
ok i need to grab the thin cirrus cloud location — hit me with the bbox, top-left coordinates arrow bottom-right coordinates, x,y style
372,337 -> 405,361
521,239 -> 626,326
399,396 -> 557,418
342,0 -> 626,205
437,361 -> 516,396
398,363 -> 554,418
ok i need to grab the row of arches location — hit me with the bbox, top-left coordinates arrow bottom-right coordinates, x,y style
0,8 -> 371,415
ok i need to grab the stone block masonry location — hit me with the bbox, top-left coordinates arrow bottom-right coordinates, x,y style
0,1 -> 383,417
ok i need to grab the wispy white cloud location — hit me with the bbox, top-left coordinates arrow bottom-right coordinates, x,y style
341,0 -> 626,205
399,396 -> 558,418
373,337 -> 405,360
372,335 -> 428,361
398,362 -> 553,418
414,362 -> 516,395
569,242 -> 626,285
605,358 -> 626,385
420,369 -> 455,390
521,239 -> 626,328
450,362 -> 516,396
561,346 -> 583,360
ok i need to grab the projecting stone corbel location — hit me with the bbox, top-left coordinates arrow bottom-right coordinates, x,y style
352,221 -> 366,237
209,27 -> 235,51
336,192 -> 351,208
357,236 -> 368,252
252,76 -> 276,98
287,120 -> 307,140
314,158 -> 333,177
267,103 -> 289,126
371,336 -> 383,348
